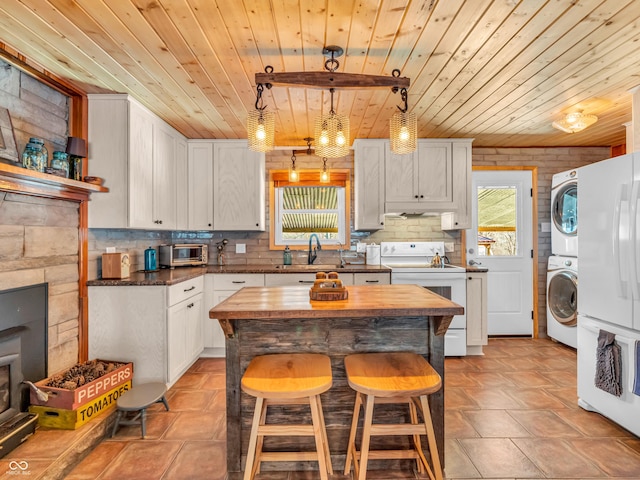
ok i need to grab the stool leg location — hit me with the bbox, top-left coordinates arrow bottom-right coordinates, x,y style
309,395 -> 330,480
409,398 -> 426,474
244,397 -> 265,480
140,408 -> 147,438
315,394 -> 333,475
111,410 -> 122,438
253,398 -> 269,475
343,391 -> 363,475
159,395 -> 170,411
357,394 -> 376,480
419,395 -> 443,480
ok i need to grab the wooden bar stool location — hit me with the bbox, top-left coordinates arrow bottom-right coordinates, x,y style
343,352 -> 443,480
241,353 -> 333,480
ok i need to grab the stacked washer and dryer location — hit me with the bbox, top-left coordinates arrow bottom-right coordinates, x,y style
547,169 -> 579,348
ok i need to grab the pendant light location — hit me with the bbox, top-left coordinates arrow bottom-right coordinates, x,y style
320,157 -> 330,183
247,84 -> 274,152
289,150 -> 299,182
390,87 -> 417,154
315,88 -> 350,158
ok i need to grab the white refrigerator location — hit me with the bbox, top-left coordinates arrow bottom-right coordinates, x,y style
578,152 -> 640,436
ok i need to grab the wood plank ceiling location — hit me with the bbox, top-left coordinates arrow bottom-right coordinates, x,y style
1,0 -> 639,148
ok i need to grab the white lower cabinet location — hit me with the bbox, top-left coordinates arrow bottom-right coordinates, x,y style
88,276 -> 204,387
204,273 -> 265,356
466,271 -> 488,355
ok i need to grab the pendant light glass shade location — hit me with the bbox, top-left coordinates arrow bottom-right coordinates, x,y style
390,110 -> 417,154
552,112 -> 598,133
247,109 -> 275,152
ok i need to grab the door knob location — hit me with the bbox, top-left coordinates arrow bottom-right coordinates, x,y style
469,259 -> 482,266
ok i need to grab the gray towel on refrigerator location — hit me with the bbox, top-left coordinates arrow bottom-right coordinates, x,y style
594,329 -> 622,397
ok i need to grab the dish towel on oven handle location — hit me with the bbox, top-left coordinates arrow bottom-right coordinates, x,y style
634,340 -> 640,396
594,329 -> 622,397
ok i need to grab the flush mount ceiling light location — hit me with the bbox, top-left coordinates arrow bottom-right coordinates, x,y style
390,86 -> 417,154
252,45 -> 410,154
247,83 -> 275,152
552,111 -> 598,133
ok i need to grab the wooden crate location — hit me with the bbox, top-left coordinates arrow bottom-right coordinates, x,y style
29,381 -> 132,430
30,360 -> 133,410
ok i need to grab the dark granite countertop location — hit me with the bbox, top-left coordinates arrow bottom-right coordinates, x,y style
465,266 -> 489,273
87,264 -> 391,286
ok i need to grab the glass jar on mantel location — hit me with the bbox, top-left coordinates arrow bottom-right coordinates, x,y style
21,142 -> 46,172
50,151 -> 70,178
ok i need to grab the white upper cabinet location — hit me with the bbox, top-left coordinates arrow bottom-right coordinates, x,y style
212,141 -> 265,231
187,141 -> 214,230
185,140 -> 265,231
353,139 -> 386,231
383,138 -> 472,227
88,94 -> 186,230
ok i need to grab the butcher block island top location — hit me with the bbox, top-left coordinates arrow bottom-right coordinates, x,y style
210,284 -> 463,479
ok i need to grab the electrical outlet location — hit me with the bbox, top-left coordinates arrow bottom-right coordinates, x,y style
236,243 -> 246,254
444,242 -> 455,252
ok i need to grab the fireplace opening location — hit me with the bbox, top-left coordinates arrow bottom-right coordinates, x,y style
0,283 -> 48,457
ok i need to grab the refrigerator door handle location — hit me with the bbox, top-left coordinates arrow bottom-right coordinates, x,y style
614,183 -> 629,299
631,180 -> 640,300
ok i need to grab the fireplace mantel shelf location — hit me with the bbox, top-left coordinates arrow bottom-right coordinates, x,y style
0,162 -> 108,201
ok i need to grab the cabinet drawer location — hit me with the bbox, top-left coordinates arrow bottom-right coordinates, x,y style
168,276 -> 204,306
212,273 -> 264,290
265,273 -> 354,287
353,273 -> 390,285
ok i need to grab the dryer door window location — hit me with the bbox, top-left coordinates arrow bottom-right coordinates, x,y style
548,271 -> 577,325
553,183 -> 577,236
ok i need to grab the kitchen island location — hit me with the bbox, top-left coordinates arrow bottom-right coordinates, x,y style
209,283 -> 464,478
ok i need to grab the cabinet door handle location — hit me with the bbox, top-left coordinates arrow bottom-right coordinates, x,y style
414,195 -> 419,199
232,281 -> 246,284
187,303 -> 194,308
298,280 -> 315,284
420,195 -> 424,198
184,286 -> 196,292
365,280 -> 379,283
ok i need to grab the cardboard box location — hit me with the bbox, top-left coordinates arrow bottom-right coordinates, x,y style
102,252 -> 130,279
30,360 -> 133,410
30,381 -> 132,430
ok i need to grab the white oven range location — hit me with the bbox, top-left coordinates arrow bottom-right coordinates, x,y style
381,241 -> 467,356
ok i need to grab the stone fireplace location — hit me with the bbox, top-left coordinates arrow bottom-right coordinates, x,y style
0,192 -> 81,375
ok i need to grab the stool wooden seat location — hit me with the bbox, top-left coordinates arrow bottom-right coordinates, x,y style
241,353 -> 333,480
344,352 -> 443,480
111,382 -> 169,439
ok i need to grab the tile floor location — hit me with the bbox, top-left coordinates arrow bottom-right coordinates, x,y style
63,338 -> 640,479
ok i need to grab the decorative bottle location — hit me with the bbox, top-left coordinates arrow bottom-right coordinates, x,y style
144,246 -> 157,271
283,245 -> 292,265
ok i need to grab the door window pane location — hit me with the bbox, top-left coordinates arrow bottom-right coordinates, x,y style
477,186 -> 517,256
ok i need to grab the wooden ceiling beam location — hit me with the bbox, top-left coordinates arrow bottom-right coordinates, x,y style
255,71 -> 410,90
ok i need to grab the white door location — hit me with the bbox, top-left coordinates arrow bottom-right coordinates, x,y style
466,170 -> 534,335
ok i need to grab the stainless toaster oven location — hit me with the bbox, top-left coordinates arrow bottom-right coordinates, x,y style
159,244 -> 208,268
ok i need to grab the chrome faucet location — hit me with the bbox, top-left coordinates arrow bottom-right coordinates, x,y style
308,234 -> 322,264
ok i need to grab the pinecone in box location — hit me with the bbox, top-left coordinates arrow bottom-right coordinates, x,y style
44,360 -> 126,390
